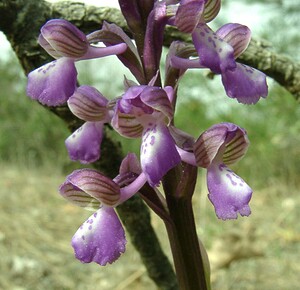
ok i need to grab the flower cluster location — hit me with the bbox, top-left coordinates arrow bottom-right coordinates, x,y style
27,0 -> 267,266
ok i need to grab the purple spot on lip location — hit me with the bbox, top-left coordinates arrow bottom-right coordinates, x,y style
88,225 -> 92,230
82,235 -> 85,240
150,136 -> 155,145
226,173 -> 237,186
93,212 -> 97,218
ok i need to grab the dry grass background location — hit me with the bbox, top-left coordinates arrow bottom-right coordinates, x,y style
1,165 -> 299,290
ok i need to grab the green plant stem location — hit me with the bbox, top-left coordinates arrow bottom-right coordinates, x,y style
162,164 -> 210,290
164,195 -> 209,290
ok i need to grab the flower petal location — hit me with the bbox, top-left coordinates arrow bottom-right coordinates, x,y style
119,153 -> 142,175
203,0 -> 221,23
207,163 -> 252,220
221,63 -> 268,104
68,85 -> 109,122
175,0 -> 205,33
26,58 -> 77,106
216,23 -> 251,59
141,123 -> 181,186
66,169 -> 120,206
65,122 -> 104,164
192,23 -> 236,74
194,124 -> 228,168
40,19 -> 88,58
194,122 -> 249,167
140,86 -> 174,124
72,207 -> 126,265
59,182 -> 101,211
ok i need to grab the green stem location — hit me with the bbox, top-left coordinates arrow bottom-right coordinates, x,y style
162,164 -> 211,290
164,195 -> 210,290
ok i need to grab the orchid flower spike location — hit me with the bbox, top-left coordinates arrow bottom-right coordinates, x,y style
27,19 -> 127,106
193,122 -> 252,220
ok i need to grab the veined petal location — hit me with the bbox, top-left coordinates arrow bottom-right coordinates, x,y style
175,0 -> 205,33
68,85 -> 109,122
204,0 -> 221,23
59,182 -> 101,211
141,123 -> 181,186
223,126 -> 249,165
65,122 -> 104,164
26,58 -> 77,106
194,124 -> 228,168
194,122 -> 249,167
66,169 -> 120,206
139,86 -> 174,123
207,163 -> 252,220
111,111 -> 144,138
38,34 -> 61,59
192,23 -> 236,74
216,23 -> 251,59
221,63 -> 268,104
72,207 -> 126,265
40,19 -> 88,58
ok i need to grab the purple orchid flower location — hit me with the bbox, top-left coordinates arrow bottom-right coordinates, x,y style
112,84 -> 181,186
59,153 -> 147,265
193,122 -> 252,220
26,19 -> 127,106
65,85 -> 111,164
170,21 -> 268,104
192,23 -> 268,104
177,122 -> 252,220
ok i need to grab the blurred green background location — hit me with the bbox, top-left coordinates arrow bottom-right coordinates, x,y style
0,0 -> 299,289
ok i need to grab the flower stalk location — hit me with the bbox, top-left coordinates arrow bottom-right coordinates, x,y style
162,164 -> 211,290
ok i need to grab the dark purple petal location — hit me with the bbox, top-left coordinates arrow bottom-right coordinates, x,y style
26,58 -> 77,106
65,122 -> 104,164
66,169 -> 120,206
207,163 -> 252,220
72,207 -> 126,265
143,1 -> 168,77
175,0 -> 205,33
221,63 -> 268,104
141,123 -> 181,186
192,23 -> 236,74
216,23 -> 251,59
40,19 -> 88,58
68,85 -> 109,122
